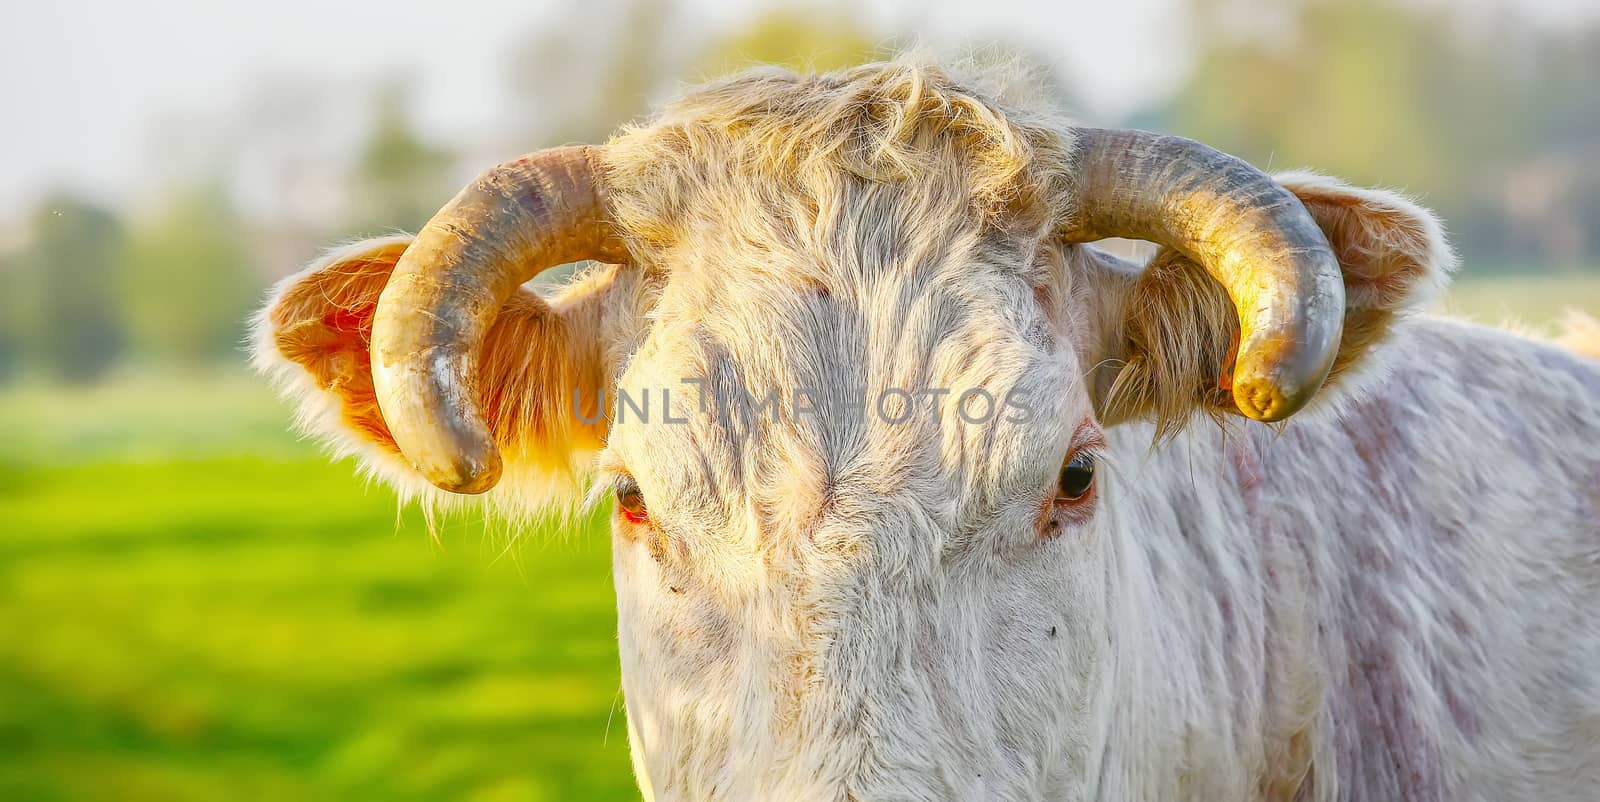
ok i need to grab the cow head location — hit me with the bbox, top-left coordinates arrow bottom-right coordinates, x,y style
255,61 -> 1451,799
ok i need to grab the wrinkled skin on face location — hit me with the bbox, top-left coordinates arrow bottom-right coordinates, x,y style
256,62 -> 1600,801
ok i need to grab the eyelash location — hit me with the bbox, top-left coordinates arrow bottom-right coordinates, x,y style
1056,449 -> 1099,504
1041,444 -> 1102,538
613,476 -> 649,524
608,444 -> 1101,545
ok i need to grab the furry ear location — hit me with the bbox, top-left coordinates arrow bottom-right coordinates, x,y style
252,235 -> 629,519
1087,173 -> 1456,433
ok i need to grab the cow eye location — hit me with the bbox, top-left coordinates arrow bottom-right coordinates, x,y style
616,479 -> 649,523
1057,453 -> 1095,501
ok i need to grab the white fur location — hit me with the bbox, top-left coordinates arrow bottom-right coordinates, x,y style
253,62 -> 1600,801
258,215 -> 1600,802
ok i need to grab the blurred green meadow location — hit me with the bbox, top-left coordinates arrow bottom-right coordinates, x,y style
0,374 -> 634,801
3,275 -> 1595,802
1439,274 -> 1600,332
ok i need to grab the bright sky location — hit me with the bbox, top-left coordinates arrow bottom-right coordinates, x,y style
3,0 -> 1592,219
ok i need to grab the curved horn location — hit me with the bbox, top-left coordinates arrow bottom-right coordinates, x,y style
370,145 -> 626,494
1061,128 -> 1345,422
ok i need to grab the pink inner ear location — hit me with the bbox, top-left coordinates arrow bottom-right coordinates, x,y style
324,305 -> 375,337
1324,207 -> 1427,302
1278,175 -> 1449,313
267,245 -> 410,456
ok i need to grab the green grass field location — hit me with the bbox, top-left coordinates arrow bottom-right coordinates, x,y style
2,274 -> 1596,801
1438,273 -> 1600,334
0,375 -> 634,801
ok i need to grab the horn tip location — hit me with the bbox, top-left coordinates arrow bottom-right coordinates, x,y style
1232,377 -> 1309,423
420,450 -> 503,495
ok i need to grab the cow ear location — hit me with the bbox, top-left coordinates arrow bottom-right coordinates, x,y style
252,235 -> 629,517
1086,173 -> 1455,433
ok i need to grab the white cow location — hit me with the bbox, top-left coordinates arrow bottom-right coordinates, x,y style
255,60 -> 1600,800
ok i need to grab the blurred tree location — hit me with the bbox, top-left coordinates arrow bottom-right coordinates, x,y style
506,2 -> 885,150
506,0 -> 680,147
695,8 -> 886,77
0,248 -> 19,382
352,80 -> 453,233
119,184 -> 260,367
13,196 -> 126,384
1503,25 -> 1600,271
1160,0 -> 1600,272
1170,0 -> 1462,198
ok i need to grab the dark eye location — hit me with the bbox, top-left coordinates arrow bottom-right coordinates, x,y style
616,479 -> 649,523
1057,452 -> 1096,502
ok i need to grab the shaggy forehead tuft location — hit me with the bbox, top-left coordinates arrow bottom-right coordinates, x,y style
592,60 -> 1087,530
598,58 -> 1080,275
